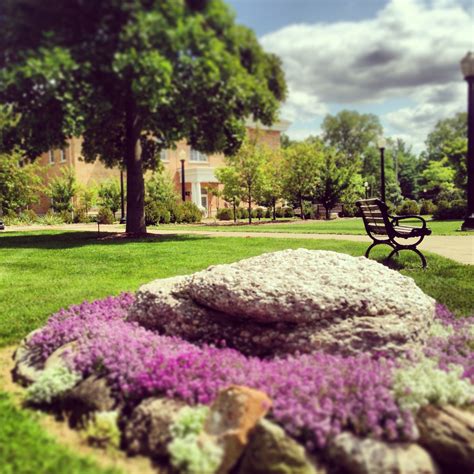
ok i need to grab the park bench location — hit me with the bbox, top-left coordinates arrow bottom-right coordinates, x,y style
356,198 -> 432,268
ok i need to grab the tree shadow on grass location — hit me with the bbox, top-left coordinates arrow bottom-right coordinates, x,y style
0,231 -> 212,250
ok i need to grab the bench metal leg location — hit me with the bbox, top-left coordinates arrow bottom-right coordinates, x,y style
365,241 -> 397,259
387,247 -> 427,269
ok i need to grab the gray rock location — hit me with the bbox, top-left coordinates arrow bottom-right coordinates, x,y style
128,250 -> 435,357
11,329 -> 44,386
62,375 -> 116,426
44,342 -> 76,371
417,405 -> 474,473
326,432 -> 439,474
123,397 -> 186,458
238,419 -> 324,474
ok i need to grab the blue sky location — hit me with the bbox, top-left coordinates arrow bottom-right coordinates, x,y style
227,0 -> 474,152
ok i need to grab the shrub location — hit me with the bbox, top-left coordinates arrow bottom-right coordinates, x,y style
396,200 -> 420,216
237,208 -> 248,220
37,211 -> 64,226
3,209 -> 38,226
59,210 -> 74,224
432,200 -> 466,220
216,208 -> 233,221
84,411 -> 120,449
73,207 -> 90,223
435,187 -> 464,204
283,207 -> 294,218
275,207 -> 284,218
180,202 -> 203,223
340,204 -> 359,218
96,207 -> 114,225
255,208 -> 264,219
264,208 -> 272,219
26,366 -> 81,405
419,199 -> 437,216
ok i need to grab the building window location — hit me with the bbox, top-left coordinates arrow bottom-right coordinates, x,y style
160,149 -> 169,161
48,150 -> 55,164
60,148 -> 67,162
190,149 -> 208,162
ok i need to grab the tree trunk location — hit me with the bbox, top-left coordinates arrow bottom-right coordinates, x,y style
248,185 -> 252,224
300,195 -> 305,220
233,199 -> 237,223
325,204 -> 330,220
272,197 -> 276,221
125,98 -> 146,234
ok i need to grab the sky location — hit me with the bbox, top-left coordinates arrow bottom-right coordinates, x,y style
227,0 -> 474,152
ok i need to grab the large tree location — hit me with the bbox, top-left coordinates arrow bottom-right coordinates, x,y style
321,110 -> 382,165
0,0 -> 286,233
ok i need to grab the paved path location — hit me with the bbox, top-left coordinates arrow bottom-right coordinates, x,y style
2,224 -> 473,264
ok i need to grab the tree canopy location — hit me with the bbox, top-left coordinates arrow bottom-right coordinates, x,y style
0,0 -> 286,232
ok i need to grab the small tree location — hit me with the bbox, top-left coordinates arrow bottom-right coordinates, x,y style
315,151 -> 352,220
0,150 -> 42,215
48,168 -> 77,213
259,150 -> 284,220
282,140 -> 322,219
146,172 -> 177,206
223,136 -> 267,224
215,166 -> 242,223
98,180 -> 122,219
78,186 -> 97,215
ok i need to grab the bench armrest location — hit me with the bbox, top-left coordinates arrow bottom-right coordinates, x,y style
391,215 -> 427,230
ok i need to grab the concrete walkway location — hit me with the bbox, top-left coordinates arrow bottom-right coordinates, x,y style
2,224 -> 473,264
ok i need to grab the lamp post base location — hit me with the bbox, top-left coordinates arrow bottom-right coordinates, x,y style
461,214 -> 474,231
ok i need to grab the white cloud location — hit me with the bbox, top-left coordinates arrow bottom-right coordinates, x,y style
261,0 -> 472,148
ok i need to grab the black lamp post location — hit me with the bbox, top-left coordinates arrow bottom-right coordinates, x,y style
119,169 -> 126,224
377,137 -> 387,203
179,150 -> 186,202
461,51 -> 474,231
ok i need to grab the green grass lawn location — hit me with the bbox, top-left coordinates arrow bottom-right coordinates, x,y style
153,217 -> 465,236
0,230 -> 473,473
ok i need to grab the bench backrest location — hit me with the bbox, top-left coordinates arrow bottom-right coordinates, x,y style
356,199 -> 392,238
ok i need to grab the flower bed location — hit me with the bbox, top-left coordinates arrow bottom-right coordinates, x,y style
26,294 -> 474,453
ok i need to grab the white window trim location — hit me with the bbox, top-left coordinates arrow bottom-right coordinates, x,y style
189,149 -> 208,163
60,149 -> 67,162
160,149 -> 169,162
48,150 -> 54,164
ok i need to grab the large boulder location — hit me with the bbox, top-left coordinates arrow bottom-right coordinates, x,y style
11,329 -> 44,386
128,249 -> 435,357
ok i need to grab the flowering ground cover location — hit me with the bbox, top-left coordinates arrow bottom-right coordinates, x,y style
27,294 -> 474,453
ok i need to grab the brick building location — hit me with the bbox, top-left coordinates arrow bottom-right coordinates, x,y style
33,119 -> 290,216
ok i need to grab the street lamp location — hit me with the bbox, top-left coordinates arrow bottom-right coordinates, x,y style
364,181 -> 370,199
377,136 -> 387,203
179,150 -> 186,202
460,51 -> 474,231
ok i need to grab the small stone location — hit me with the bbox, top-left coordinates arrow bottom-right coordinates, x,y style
123,397 -> 187,458
238,419 -> 324,474
417,405 -> 474,473
44,342 -> 76,371
326,432 -> 439,474
201,385 -> 272,474
62,376 -> 116,426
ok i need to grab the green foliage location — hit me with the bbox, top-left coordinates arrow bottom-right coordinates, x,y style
322,110 -> 382,164
315,151 -> 352,220
216,208 -> 234,221
96,207 -> 114,225
36,210 -> 64,226
145,201 -> 170,225
421,158 -> 456,193
180,202 -> 202,223
215,166 -> 242,211
79,186 -> 97,215
419,199 -> 437,216
432,200 -> 466,220
73,207 -> 92,224
26,366 -> 81,405
396,200 -> 420,216
282,140 -> 322,215
0,392 -> 120,474
168,406 -> 223,474
47,168 -> 77,213
0,0 -> 286,232
255,207 -> 265,219
0,150 -> 42,214
84,411 -> 120,450
393,358 -> 474,413
98,180 -> 121,218
146,172 -> 177,206
3,209 -> 38,225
